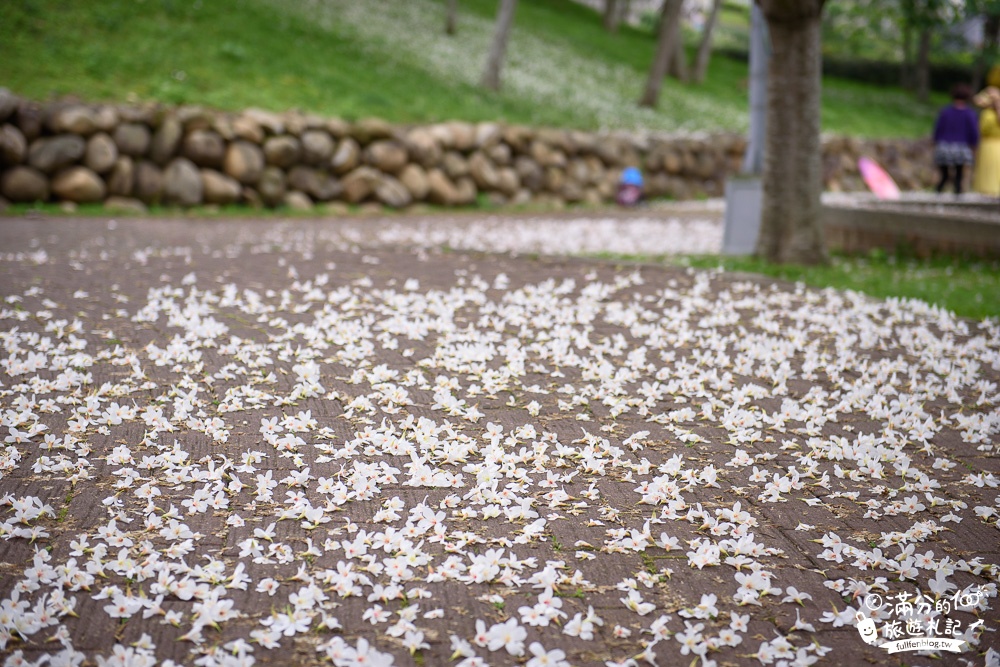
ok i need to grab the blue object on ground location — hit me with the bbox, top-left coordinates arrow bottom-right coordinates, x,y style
621,167 -> 643,187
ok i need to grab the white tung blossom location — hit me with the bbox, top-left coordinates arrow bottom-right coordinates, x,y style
0,218 -> 998,666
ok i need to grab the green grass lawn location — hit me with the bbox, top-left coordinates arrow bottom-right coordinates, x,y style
681,253 -> 1000,321
2,0 -> 945,137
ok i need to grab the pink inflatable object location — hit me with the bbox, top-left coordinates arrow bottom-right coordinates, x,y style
858,157 -> 901,200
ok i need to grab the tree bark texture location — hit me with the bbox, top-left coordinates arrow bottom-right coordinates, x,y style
603,0 -> 620,32
741,3 -> 768,174
692,0 -> 721,84
916,27 -> 931,103
669,25 -> 688,82
754,0 -> 828,265
481,0 -> 518,91
638,0 -> 684,108
446,0 -> 458,35
901,23 -> 913,90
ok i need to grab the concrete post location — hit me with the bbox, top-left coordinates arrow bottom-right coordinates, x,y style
723,3 -> 770,255
742,3 -> 769,176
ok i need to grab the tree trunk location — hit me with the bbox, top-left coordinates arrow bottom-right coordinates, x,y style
669,25 -> 689,82
692,0 -> 721,84
915,27 -> 931,103
973,14 -> 1000,91
754,0 -> 828,265
445,0 -> 458,35
619,0 -> 631,27
901,22 -> 913,90
638,0 -> 684,107
481,0 -> 518,92
603,0 -> 620,32
742,3 -> 769,174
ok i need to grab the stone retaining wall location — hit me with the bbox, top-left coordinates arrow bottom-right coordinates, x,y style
0,90 -> 938,213
822,201 -> 1000,258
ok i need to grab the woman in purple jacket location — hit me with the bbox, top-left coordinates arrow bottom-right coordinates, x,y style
933,83 -> 979,194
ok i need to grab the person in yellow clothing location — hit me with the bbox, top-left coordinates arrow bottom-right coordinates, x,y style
973,86 -> 1000,196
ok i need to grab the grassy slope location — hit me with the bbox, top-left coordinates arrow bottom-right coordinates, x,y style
683,254 -> 1000,321
584,252 -> 1000,320
2,0 -> 944,136
1,0 -> 520,123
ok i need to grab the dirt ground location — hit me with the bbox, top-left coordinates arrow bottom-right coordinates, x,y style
0,211 -> 997,667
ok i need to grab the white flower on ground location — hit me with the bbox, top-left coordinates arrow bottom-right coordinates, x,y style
526,642 -> 571,667
485,617 -> 527,656
620,589 -> 656,616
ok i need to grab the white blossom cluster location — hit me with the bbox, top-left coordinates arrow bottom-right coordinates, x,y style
363,213 -> 723,257
0,218 -> 998,667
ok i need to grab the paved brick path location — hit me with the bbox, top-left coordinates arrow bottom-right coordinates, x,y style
0,211 -> 997,667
